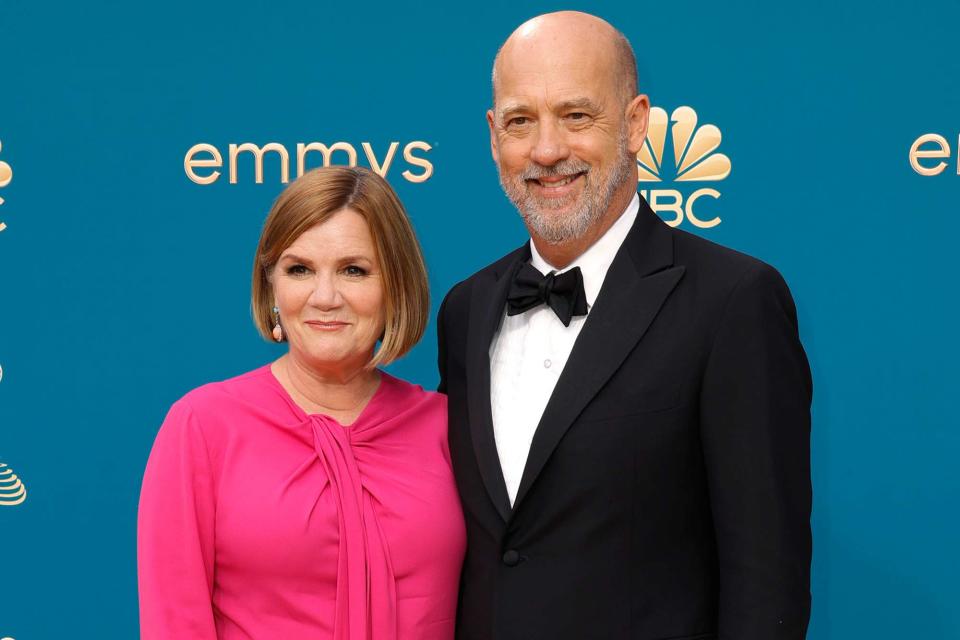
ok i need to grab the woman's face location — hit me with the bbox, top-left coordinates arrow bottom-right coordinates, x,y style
272,208 -> 385,375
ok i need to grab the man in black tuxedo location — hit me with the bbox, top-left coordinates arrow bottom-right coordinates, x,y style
437,10 -> 812,640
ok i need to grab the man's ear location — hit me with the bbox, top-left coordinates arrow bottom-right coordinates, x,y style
487,109 -> 500,164
624,94 -> 650,154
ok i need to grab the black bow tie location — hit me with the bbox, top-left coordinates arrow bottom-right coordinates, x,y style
506,263 -> 588,327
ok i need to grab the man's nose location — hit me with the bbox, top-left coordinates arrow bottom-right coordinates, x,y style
307,273 -> 342,309
529,119 -> 570,167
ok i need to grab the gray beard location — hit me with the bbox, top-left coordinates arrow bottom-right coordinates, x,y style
498,131 -> 633,244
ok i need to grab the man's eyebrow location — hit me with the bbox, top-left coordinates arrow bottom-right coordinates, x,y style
555,97 -> 602,112
495,97 -> 603,122
496,103 -> 529,122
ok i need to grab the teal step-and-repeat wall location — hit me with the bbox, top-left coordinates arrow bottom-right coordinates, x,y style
1,1 -> 958,637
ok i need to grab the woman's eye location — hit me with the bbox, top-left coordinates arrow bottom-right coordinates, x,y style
343,265 -> 367,277
286,264 -> 310,276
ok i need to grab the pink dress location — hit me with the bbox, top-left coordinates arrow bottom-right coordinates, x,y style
137,364 -> 466,640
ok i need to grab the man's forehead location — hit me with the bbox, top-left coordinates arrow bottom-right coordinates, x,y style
494,35 -> 617,97
498,36 -> 613,75
493,61 -> 614,110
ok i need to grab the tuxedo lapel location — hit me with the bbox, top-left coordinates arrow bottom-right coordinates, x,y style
466,245 -> 529,522
512,201 -> 685,512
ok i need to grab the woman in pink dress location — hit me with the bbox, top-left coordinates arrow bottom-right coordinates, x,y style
138,166 -> 466,640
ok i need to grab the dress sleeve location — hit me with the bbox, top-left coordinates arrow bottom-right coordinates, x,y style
137,399 -> 218,639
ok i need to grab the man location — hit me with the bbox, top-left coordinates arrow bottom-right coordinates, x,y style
437,11 -> 812,640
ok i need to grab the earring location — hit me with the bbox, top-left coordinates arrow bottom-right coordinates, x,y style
271,305 -> 284,342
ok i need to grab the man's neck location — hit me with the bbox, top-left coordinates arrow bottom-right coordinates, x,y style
530,186 -> 636,270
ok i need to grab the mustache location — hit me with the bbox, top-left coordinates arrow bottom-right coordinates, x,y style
519,160 -> 591,181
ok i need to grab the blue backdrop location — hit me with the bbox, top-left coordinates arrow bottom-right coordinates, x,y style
1,1 -> 958,637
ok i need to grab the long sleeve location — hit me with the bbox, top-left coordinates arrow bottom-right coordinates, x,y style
138,399 -> 218,639
699,264 -> 813,639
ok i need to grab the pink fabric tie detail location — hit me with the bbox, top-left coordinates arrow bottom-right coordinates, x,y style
311,416 -> 397,640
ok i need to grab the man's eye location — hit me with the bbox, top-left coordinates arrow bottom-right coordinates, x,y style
507,117 -> 529,127
567,112 -> 588,121
343,265 -> 368,277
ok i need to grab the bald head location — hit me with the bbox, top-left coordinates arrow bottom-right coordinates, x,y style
491,11 -> 638,107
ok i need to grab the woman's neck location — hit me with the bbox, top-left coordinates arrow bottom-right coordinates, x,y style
272,353 -> 381,426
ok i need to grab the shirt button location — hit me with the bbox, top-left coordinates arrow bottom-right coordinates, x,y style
543,359 -> 552,368
502,549 -> 521,567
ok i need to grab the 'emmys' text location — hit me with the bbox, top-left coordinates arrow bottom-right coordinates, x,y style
185,141 -> 434,185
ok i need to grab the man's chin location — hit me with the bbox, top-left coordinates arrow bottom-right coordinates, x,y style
522,209 -> 593,244
523,194 -> 583,218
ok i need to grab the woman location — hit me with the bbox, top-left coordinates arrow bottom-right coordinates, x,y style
138,166 -> 465,639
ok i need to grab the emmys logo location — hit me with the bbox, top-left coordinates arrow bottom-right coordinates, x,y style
0,462 -> 27,506
0,138 -> 12,233
637,106 -> 731,228
184,140 -> 434,185
909,133 -> 959,176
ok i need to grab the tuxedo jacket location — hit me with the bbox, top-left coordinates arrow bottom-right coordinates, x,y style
437,196 -> 812,640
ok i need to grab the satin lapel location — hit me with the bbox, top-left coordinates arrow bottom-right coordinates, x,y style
512,201 -> 685,512
466,246 -> 528,523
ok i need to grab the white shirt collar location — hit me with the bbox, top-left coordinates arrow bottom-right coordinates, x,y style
529,193 -> 640,308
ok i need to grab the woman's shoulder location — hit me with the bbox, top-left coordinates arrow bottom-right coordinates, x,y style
151,364 -> 296,467
379,371 -> 446,412
374,373 -> 452,460
176,364 -> 275,409
371,372 -> 448,439
161,364 -> 280,434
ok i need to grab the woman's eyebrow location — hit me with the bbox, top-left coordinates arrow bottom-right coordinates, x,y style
337,255 -> 374,263
278,253 -> 312,264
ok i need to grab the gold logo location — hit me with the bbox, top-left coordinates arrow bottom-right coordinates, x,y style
0,462 -> 27,506
909,133 -> 959,176
184,140 -> 434,185
637,106 -> 731,228
0,138 -> 12,233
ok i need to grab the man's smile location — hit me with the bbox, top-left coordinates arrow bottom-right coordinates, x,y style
526,171 -> 587,196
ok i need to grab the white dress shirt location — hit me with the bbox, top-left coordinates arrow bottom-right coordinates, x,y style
489,194 -> 640,505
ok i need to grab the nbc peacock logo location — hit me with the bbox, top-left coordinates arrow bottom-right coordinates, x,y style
0,138 -> 12,233
637,106 -> 731,229
0,462 -> 27,506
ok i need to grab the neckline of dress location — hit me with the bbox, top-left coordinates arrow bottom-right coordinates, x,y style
261,362 -> 393,429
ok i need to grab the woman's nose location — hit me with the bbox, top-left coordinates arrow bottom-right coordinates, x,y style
307,273 -> 342,309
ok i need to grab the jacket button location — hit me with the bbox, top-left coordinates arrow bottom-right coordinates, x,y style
502,549 -> 521,566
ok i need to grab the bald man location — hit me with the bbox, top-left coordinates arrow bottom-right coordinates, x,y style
438,11 -> 812,640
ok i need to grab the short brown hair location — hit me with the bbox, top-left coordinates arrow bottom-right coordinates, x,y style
251,166 -> 429,367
